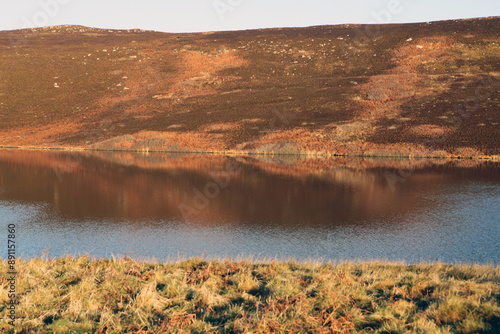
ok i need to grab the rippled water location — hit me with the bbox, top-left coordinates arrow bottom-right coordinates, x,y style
1,149 -> 499,263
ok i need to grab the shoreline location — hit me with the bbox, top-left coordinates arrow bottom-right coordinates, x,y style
2,145 -> 500,161
6,254 -> 499,267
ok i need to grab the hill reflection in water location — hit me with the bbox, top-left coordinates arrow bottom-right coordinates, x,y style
1,149 -> 499,263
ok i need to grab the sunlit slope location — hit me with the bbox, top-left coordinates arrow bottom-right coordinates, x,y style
0,18 -> 499,157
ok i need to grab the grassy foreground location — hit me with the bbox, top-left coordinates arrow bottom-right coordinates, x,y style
1,257 -> 499,333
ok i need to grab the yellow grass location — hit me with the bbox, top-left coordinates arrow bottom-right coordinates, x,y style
0,256 -> 499,333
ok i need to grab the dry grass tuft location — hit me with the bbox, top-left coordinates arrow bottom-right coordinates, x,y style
0,257 -> 499,333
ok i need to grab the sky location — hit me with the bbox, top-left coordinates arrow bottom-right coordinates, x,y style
0,0 -> 499,33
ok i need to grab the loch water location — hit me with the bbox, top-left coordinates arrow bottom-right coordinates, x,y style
1,149 -> 499,264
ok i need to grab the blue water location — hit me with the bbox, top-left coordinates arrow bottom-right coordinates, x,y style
1,150 -> 499,263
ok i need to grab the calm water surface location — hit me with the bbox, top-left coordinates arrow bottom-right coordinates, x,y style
1,149 -> 499,263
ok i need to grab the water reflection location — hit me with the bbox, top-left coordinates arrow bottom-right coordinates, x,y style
0,149 -> 499,263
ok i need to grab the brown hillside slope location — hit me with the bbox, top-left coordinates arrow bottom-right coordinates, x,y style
0,18 -> 499,158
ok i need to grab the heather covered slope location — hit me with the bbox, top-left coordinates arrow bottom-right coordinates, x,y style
0,18 -> 499,157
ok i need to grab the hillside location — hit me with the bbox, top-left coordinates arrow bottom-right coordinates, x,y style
0,18 -> 499,158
